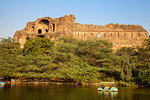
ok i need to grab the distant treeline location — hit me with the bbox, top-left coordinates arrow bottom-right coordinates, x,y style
0,37 -> 150,86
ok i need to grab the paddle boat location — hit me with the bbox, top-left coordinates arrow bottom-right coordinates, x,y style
0,82 -> 5,87
0,77 -> 5,87
0,82 -> 4,85
97,82 -> 118,92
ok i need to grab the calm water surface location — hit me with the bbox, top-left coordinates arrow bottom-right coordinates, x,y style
0,84 -> 150,100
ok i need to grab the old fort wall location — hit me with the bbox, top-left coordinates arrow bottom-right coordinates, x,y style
13,14 -> 149,49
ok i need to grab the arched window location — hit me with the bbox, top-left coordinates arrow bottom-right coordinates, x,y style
38,29 -> 42,34
98,33 -> 100,38
118,33 -> 119,37
53,24 -> 55,32
124,33 -> 126,38
111,33 -> 113,38
91,33 -> 93,38
32,27 -> 34,30
41,19 -> 49,25
46,29 -> 48,32
131,33 -> 133,38
138,33 -> 140,38
84,33 -> 86,37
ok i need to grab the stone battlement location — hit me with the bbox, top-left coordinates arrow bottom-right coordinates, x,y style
74,23 -> 146,32
13,14 -> 149,49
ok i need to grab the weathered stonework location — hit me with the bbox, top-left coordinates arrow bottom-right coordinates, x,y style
13,14 -> 149,49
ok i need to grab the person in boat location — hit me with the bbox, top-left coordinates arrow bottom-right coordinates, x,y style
109,85 -> 113,90
101,85 -> 105,89
103,86 -> 110,90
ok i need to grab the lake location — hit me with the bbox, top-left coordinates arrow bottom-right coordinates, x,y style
0,83 -> 150,100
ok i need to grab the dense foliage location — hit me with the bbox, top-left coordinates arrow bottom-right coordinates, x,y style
0,37 -> 150,86
23,38 -> 54,56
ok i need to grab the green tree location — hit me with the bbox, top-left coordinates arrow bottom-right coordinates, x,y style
14,55 -> 57,79
0,38 -> 21,78
136,39 -> 150,85
0,37 -> 13,43
23,37 -> 54,56
138,70 -> 150,85
116,47 -> 138,82
1,36 -> 150,85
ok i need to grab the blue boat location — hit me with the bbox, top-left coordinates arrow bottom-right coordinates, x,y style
0,82 -> 4,87
0,82 -> 4,84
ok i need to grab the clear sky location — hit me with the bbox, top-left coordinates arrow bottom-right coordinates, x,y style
0,0 -> 150,38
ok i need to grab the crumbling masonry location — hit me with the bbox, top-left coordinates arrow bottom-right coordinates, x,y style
13,14 -> 149,49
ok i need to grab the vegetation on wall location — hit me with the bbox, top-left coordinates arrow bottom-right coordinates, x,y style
0,37 -> 150,86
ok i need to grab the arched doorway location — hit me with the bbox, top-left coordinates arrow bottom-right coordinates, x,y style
53,24 -> 55,32
38,29 -> 42,34
41,19 -> 49,25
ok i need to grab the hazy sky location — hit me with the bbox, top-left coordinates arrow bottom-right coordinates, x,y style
0,0 -> 150,38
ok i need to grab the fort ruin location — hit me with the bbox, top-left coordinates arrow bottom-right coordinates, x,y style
13,14 -> 149,49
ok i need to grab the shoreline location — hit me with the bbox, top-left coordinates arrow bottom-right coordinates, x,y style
2,79 -> 142,87
5,81 -> 103,86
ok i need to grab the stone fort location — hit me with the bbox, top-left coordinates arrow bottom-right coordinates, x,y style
13,14 -> 149,49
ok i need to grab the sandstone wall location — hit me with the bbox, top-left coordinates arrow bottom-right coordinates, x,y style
13,14 -> 149,49
73,23 -> 148,50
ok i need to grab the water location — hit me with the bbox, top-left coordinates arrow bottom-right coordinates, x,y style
0,83 -> 150,100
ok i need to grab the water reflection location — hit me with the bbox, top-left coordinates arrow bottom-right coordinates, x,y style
0,83 -> 150,100
0,84 -> 4,88
98,91 -> 118,98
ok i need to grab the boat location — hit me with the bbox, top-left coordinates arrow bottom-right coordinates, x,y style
0,82 -> 4,85
0,77 -> 5,87
0,82 -> 5,87
97,87 -> 118,92
97,82 -> 118,92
